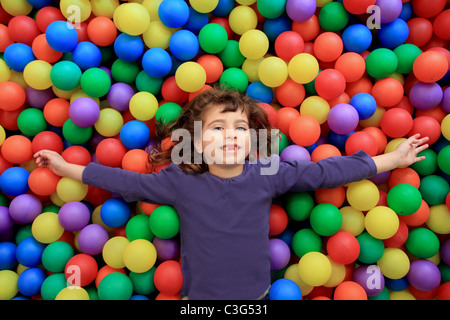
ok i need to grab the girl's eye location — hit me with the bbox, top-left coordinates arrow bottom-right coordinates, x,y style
236,127 -> 248,131
213,126 -> 223,131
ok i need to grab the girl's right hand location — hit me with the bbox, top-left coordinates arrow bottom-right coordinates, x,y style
34,150 -> 68,177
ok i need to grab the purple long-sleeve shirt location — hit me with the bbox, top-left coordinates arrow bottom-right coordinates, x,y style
82,150 -> 377,300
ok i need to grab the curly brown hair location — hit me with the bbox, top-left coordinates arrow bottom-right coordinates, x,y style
149,85 -> 277,174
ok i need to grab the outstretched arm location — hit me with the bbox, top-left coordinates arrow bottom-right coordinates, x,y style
34,150 -> 85,181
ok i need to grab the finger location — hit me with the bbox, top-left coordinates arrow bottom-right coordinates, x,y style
415,144 -> 429,154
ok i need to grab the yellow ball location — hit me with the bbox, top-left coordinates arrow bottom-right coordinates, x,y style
359,106 -> 385,128
60,0 -> 92,22
113,3 -> 151,35
55,286 -> 90,300
56,177 -> 89,203
284,264 -> 313,296
239,29 -> 269,60
189,0 -> 219,13
241,58 -> 263,83
0,0 -> 32,16
143,20 -> 174,49
94,108 -> 124,137
0,59 -> 11,83
426,204 -> 450,234
288,53 -> 319,84
347,180 -> 380,211
339,206 -> 365,236
129,92 -> 159,121
23,60 -> 53,90
0,270 -> 18,300
142,0 -> 163,21
175,62 -> 207,93
123,239 -> 157,273
300,96 -> 330,125
228,5 -> 257,35
236,0 -> 256,4
390,289 -> 416,300
258,57 -> 288,88
32,212 -> 64,244
316,0 -> 332,7
102,236 -> 130,268
384,138 -> 406,154
377,248 -> 410,279
442,114 -> 450,141
365,206 -> 399,239
90,0 -> 119,19
323,256 -> 346,288
0,125 -> 5,146
298,252 -> 332,287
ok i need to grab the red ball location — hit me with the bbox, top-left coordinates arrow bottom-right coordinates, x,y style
275,31 -> 304,61
406,18 -> 433,47
412,0 -> 446,18
43,98 -> 70,127
31,131 -> 64,154
311,144 -> 341,162
95,265 -> 126,289
257,102 -> 277,127
446,192 -> 450,211
345,131 -> 378,156
1,135 -> 32,164
380,108 -> 414,138
388,167 -> 421,189
276,78 -> 305,108
276,107 -> 299,137
7,15 -> 40,46
95,138 -> 127,167
268,204 -> 288,236
122,149 -> 150,174
326,231 -> 360,265
383,219 -> 409,248
0,81 -> 26,111
343,0 -> 376,15
315,186 -> 346,208
335,52 -> 366,83
408,116 -> 441,144
35,6 -> 65,33
65,253 -> 98,287
291,15 -> 320,42
413,51 -> 448,83
315,69 -> 346,101
433,9 -> 450,40
372,78 -> 404,107
289,115 -> 321,147
314,32 -> 343,63
161,76 -> 189,105
32,34 -> 63,63
197,54 -> 223,84
437,282 -> 450,300
87,16 -> 117,47
361,127 -> 387,155
28,167 -> 60,196
0,24 -> 13,52
154,260 -> 183,295
334,281 -> 368,300
62,145 -> 92,166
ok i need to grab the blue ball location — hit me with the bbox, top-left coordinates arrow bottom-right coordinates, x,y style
349,93 -> 377,120
0,242 -> 17,270
26,0 -> 55,8
263,15 -> 292,42
17,268 -> 46,297
328,130 -> 354,150
72,41 -> 102,70
120,120 -> 151,149
399,1 -> 413,21
169,30 -> 199,61
246,81 -> 274,104
46,20 -> 79,52
342,24 -> 372,53
269,279 -> 302,300
114,33 -> 145,63
100,198 -> 131,228
385,276 -> 409,291
158,0 -> 190,28
378,18 -> 409,49
16,237 -> 46,268
142,48 -> 173,78
3,43 -> 35,72
0,167 -> 30,197
183,6 -> 209,34
212,0 -> 235,17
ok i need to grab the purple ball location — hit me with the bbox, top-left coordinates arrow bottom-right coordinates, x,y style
369,171 -> 391,185
409,82 -> 443,110
77,224 -> 109,255
407,259 -> 441,291
286,0 -> 316,22
352,265 -> 385,297
441,239 -> 450,266
9,194 -> 42,224
280,145 -> 311,162
58,201 -> 91,231
107,83 -> 135,111
327,103 -> 359,135
269,238 -> 291,271
375,0 -> 403,24
153,237 -> 180,261
26,87 -> 55,109
69,97 -> 100,127
0,206 -> 14,234
442,87 -> 450,113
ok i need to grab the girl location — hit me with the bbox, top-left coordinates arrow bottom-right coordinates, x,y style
34,87 -> 429,300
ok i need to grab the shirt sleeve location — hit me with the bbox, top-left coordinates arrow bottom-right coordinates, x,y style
269,150 -> 378,198
81,162 -> 180,205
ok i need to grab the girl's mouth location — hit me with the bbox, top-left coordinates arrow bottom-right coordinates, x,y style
221,144 -> 240,152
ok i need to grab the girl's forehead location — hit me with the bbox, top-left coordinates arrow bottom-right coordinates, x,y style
202,104 -> 249,122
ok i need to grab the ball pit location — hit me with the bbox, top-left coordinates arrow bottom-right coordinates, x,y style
0,0 -> 449,302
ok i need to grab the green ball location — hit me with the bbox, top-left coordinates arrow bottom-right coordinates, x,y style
50,60 -> 82,91
285,192 -> 314,221
149,205 -> 180,239
410,149 -> 437,176
135,70 -> 163,95
318,2 -> 349,32
257,0 -> 286,19
368,286 -> 390,301
42,204 -> 60,213
155,102 -> 182,126
0,194 -> 9,207
41,273 -> 68,300
356,232 -> 385,264
439,263 -> 450,283
198,23 -> 228,54
111,59 -> 140,84
80,67 -> 111,98
217,40 -> 245,68
42,241 -> 74,273
98,272 -> 133,300
62,119 -> 93,145
405,227 -> 440,259
437,145 -> 450,175
309,203 -> 342,236
277,132 -> 289,155
393,44 -> 422,74
366,48 -> 398,79
129,267 -> 156,295
125,214 -> 154,241
17,108 -> 47,136
387,183 -> 422,215
291,228 -> 322,258
219,67 -> 248,93
419,175 -> 450,205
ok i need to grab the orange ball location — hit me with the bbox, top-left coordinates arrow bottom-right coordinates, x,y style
276,107 -> 299,137
345,131 -> 378,156
333,281 -> 367,300
276,78 -> 305,108
315,186 -> 345,208
372,78 -> 404,107
387,167 -> 421,189
335,52 -> 366,83
314,32 -> 343,62
0,81 -> 26,111
408,116 -> 441,145
87,16 -> 118,47
413,51 -> 448,83
43,98 -> 70,127
399,200 -> 430,227
289,115 -> 321,147
28,167 -> 60,196
32,34 -> 63,63
292,15 -> 320,42
140,202 -> 160,216
1,135 -> 33,164
311,144 -> 341,162
196,54 -> 223,84
315,69 -> 346,101
122,149 -> 150,174
345,77 -> 373,98
0,24 -> 14,52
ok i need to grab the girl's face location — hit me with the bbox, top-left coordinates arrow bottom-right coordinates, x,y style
195,104 -> 251,166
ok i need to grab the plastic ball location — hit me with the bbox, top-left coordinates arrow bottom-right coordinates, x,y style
58,201 -> 91,232
0,81 -> 26,111
219,67 -> 248,93
335,52 -> 366,83
342,24 -> 372,53
387,184 -> 422,216
0,207 -> 13,234
0,270 -> 19,300
123,239 -> 157,273
158,0 -> 190,28
269,279 -> 302,300
17,267 -> 46,297
142,48 -> 172,79
372,78 -> 404,108
238,29 -> 269,61
288,53 -> 319,84
228,5 -> 257,35
274,31 -> 304,61
394,44 -> 422,74
433,9 -> 450,40
377,247 -> 410,279
71,41 -> 102,71
0,167 -> 30,197
378,18 -> 409,49
326,231 -> 360,265
288,115 -> 320,147
280,145 -> 310,162
366,48 -> 398,79
56,176 -> 88,203
175,61 -> 206,93
169,29 -> 199,61
50,60 -> 82,91
55,286 -> 90,300
352,265 -> 385,297
31,212 -> 64,244
407,260 -> 441,291
380,108 -> 413,138
197,54 -> 223,84
154,260 -> 183,295
95,108 -> 124,138
405,227 -> 440,259
80,67 -> 111,98
426,204 -> 450,235
309,203 -> 342,237
437,145 -> 450,175
298,96 -> 328,125
315,69 -> 346,101
125,214 -> 153,242
334,281 -> 368,300
327,103 -> 359,135
199,23 -> 228,54
30,167 -> 61,197
98,272 -> 133,300
153,237 -> 180,261
16,108 -> 47,137
87,16 -> 117,47
257,56 -> 288,88
285,192 -> 314,222
310,144 -> 341,163
149,205 -> 180,239
356,232 -> 385,264
45,21 -> 78,52
298,251 -> 332,287
286,0 -> 316,22
16,236 -> 46,268
23,60 -> 52,90
365,206 -> 399,240
268,204 -> 288,236
3,43 -> 35,72
8,194 -> 41,224
270,238 -> 291,270
413,51 -> 448,83
100,198 -> 131,229
68,97 -> 100,128
409,82 -> 443,111
42,241 -> 74,273
102,236 -> 129,269
113,3 -> 150,35
0,242 -> 16,275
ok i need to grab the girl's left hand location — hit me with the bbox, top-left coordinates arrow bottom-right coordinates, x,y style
394,134 -> 430,167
